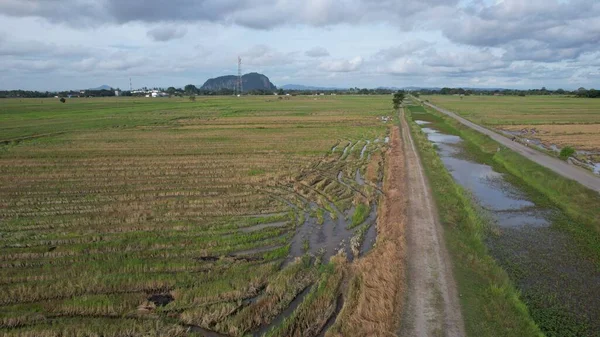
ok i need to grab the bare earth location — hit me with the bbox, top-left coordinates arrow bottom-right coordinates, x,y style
398,110 -> 466,337
423,101 -> 600,194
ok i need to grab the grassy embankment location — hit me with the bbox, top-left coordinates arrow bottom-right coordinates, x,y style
404,104 -> 543,337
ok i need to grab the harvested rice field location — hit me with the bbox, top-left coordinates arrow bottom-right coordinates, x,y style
0,95 -> 397,336
423,95 -> 600,170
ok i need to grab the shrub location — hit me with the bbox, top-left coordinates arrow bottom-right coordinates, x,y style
559,146 -> 575,160
60,97 -> 66,103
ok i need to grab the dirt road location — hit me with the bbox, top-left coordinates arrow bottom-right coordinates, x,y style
398,110 -> 465,337
423,101 -> 600,194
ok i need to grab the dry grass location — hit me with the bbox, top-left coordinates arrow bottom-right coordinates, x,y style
327,126 -> 406,336
499,124 -> 600,150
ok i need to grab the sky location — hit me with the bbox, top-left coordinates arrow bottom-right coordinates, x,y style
1,0 -> 599,91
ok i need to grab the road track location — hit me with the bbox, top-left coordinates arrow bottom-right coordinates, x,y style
398,110 -> 465,337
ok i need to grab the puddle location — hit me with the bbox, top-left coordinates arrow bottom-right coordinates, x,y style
419,121 -> 600,335
342,142 -> 352,157
415,120 -> 430,125
239,221 -> 289,233
337,171 -> 352,191
254,285 -> 313,337
287,202 -> 362,263
357,208 -> 378,257
359,223 -> 377,256
354,169 -> 365,186
331,144 -> 338,153
384,137 -> 390,143
360,141 -> 370,159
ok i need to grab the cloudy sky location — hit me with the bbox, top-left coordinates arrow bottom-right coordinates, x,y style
1,0 -> 599,90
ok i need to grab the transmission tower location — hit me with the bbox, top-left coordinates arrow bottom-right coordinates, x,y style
237,57 -> 243,95
129,78 -> 133,92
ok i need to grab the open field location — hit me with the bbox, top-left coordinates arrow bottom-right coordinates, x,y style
0,96 -> 395,336
422,95 -> 600,163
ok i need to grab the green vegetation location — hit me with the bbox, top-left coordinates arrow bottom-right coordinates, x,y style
349,203 -> 369,229
0,95 -> 389,336
559,146 -> 575,160
392,90 -> 405,110
405,105 -> 543,337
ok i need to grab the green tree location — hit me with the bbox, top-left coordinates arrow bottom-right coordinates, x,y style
184,84 -> 198,95
392,90 -> 405,109
166,87 -> 177,95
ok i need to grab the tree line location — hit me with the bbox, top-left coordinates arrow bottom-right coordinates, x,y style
417,87 -> 599,98
3,86 -> 598,99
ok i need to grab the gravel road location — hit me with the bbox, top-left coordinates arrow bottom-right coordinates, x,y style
398,111 -> 465,337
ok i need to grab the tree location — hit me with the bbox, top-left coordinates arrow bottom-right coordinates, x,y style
392,90 -> 405,110
184,84 -> 198,95
278,88 -> 285,95
166,87 -> 177,96
59,97 -> 66,103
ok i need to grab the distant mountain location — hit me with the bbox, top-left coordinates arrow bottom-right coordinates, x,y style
201,73 -> 276,92
87,85 -> 113,90
281,84 -> 347,91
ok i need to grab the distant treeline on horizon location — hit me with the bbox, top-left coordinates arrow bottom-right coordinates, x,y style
1,86 -> 598,99
417,87 -> 599,98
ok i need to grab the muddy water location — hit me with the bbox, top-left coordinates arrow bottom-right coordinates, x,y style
288,203 -> 355,263
360,141 -> 370,159
358,207 -> 378,257
417,121 -> 600,336
355,169 -> 365,186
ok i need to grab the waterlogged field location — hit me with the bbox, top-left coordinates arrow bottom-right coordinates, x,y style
0,96 -> 392,336
423,95 -> 600,165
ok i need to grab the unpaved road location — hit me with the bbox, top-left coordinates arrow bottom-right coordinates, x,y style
422,101 -> 600,194
399,110 -> 465,337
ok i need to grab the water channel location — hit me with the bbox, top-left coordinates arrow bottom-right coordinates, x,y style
415,117 -> 600,336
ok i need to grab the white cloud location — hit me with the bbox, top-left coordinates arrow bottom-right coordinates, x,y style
319,56 -> 363,72
1,0 -> 600,90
